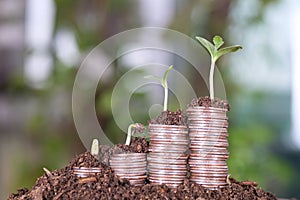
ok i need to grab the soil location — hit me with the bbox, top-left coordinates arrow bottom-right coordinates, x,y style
97,137 -> 149,166
8,152 -> 277,200
149,109 -> 187,126
189,96 -> 230,111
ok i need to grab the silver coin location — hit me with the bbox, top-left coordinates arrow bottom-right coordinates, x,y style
148,164 -> 187,170
189,146 -> 228,150
148,154 -> 188,159
117,174 -> 147,179
190,138 -> 228,142
149,177 -> 185,182
189,132 -> 228,137
187,108 -> 227,113
188,126 -> 227,131
188,120 -> 228,125
109,162 -> 147,167
149,124 -> 187,129
187,106 -> 227,111
73,167 -> 101,173
151,138 -> 188,142
189,170 -> 228,174
189,158 -> 228,163
188,161 -> 227,166
148,169 -> 187,174
148,160 -> 187,166
112,168 -> 146,173
148,152 -> 187,157
189,164 -> 228,169
189,179 -> 227,185
187,114 -> 227,119
190,172 -> 228,177
148,147 -> 188,152
189,139 -> 228,143
149,173 -> 187,178
150,138 -> 189,143
109,158 -> 146,162
190,155 -> 229,159
111,152 -> 146,156
149,170 -> 187,175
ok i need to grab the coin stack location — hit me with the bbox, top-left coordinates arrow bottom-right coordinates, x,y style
148,124 -> 189,188
187,107 -> 229,189
109,153 -> 147,186
73,167 -> 102,178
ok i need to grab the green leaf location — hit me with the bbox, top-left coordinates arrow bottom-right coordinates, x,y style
195,36 -> 215,57
214,45 -> 243,62
213,35 -> 224,50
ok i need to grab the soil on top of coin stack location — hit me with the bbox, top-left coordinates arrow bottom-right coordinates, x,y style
149,109 -> 187,126
189,96 -> 230,111
116,137 -> 149,153
97,137 -> 149,165
8,152 -> 278,200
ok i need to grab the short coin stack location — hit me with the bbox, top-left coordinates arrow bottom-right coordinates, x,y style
73,167 -> 101,178
109,153 -> 147,186
187,106 -> 229,189
148,124 -> 189,188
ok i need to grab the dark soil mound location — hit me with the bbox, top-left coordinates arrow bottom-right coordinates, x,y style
8,152 -> 277,200
189,96 -> 230,111
149,109 -> 187,126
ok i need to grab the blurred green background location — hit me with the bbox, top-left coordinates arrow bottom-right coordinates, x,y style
1,0 -> 300,198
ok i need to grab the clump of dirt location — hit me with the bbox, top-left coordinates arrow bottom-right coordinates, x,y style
189,96 -> 230,111
8,152 -> 277,200
149,109 -> 187,126
116,137 -> 148,153
97,137 -> 149,165
130,137 -> 149,153
69,151 -> 102,168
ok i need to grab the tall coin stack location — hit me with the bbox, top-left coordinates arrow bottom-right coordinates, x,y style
110,153 -> 147,186
147,124 -> 189,188
187,107 -> 229,189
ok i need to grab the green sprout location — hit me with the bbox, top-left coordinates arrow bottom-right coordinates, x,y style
145,65 -> 173,111
196,35 -> 242,99
125,123 -> 146,145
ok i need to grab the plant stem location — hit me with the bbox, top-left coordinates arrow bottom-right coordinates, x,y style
163,83 -> 168,111
209,58 -> 215,100
125,124 -> 135,145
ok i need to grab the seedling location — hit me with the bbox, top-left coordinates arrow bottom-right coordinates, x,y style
91,139 -> 99,157
125,123 -> 146,145
196,35 -> 242,99
145,65 -> 173,111
43,167 -> 52,177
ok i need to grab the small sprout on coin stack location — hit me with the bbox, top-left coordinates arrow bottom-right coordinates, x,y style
196,35 -> 242,99
91,139 -> 99,157
125,123 -> 147,145
145,65 -> 173,111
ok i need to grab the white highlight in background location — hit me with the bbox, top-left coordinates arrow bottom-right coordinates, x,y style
24,0 -> 55,87
290,0 -> 300,148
